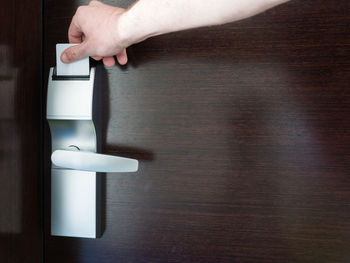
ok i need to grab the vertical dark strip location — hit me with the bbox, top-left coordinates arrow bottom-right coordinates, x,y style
40,0 -> 45,262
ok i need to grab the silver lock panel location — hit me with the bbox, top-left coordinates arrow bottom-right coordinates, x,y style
47,66 -> 138,238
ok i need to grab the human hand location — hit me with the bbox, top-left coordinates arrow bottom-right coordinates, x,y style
61,0 -> 128,67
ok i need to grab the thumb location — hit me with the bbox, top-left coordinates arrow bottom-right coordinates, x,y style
61,43 -> 89,63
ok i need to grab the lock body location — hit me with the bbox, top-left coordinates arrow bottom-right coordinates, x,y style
47,67 -> 101,238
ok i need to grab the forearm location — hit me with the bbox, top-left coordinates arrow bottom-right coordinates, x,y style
119,0 -> 290,46
61,0 -> 290,65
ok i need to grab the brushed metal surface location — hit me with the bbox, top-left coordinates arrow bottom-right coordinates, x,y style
47,67 -> 100,238
51,169 -> 99,238
47,67 -> 95,120
52,150 -> 139,172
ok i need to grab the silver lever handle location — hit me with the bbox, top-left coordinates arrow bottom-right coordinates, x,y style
51,150 -> 139,173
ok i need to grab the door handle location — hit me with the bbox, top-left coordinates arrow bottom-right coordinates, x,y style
51,149 -> 138,173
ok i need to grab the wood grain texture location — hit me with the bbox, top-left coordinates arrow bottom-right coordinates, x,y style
44,0 -> 350,262
0,0 -> 42,262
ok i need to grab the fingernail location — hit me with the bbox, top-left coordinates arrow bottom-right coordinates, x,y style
61,52 -> 68,63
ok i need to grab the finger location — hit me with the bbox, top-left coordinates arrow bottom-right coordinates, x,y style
116,49 -> 128,65
91,56 -> 103,61
102,56 -> 115,67
88,0 -> 101,7
68,15 -> 83,43
61,43 -> 89,63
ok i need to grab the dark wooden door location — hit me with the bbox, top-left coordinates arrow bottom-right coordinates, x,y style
44,0 -> 350,262
0,0 -> 42,262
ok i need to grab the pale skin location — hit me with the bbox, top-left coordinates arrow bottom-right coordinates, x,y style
61,0 -> 290,67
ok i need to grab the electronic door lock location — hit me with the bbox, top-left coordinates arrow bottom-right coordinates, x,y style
47,45 -> 138,238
